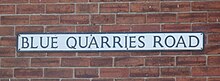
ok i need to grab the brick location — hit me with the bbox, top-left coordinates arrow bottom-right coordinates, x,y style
0,47 -> 15,57
115,57 -> 144,67
47,4 -> 74,13
60,0 -> 88,2
176,78 -> 206,81
32,79 -> 59,81
91,14 -> 115,24
102,25 -> 130,32
0,69 -> 13,78
62,58 -> 90,67
208,12 -> 220,22
192,1 -> 220,11
162,51 -> 191,55
90,0 -> 116,2
78,52 -> 99,56
76,26 -> 99,32
44,68 -> 73,78
208,33 -> 220,44
92,79 -> 113,81
117,14 -> 145,24
76,4 -> 98,13
192,45 -> 220,55
62,79 -> 90,81
75,68 -> 98,78
0,0 -> 28,3
0,5 -> 15,14
47,52 -> 76,57
31,58 -> 60,67
46,26 -> 75,33
30,0 -> 59,3
100,52 -> 130,56
100,3 -> 129,13
100,68 -> 129,78
17,4 -> 44,14
1,58 -> 29,67
30,15 -> 59,25
0,27 -> 14,36
147,13 -> 176,23
1,16 -> 29,25
192,67 -> 220,76
192,24 -> 220,33
208,56 -> 220,66
0,37 -> 16,46
130,52 -> 160,56
16,26 -> 44,34
17,52 -> 46,57
130,68 -> 159,77
14,68 -> 43,78
11,79 -> 29,81
209,78 -> 220,81
145,56 -> 175,66
90,58 -> 113,67
161,2 -> 190,12
161,67 -> 190,76
116,79 -> 144,81
162,24 -> 191,32
131,25 -> 160,32
178,13 -> 207,22
130,2 -> 159,12
146,78 -> 175,81
60,15 -> 89,24
176,56 -> 206,66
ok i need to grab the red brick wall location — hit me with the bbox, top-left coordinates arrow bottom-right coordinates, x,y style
0,0 -> 220,81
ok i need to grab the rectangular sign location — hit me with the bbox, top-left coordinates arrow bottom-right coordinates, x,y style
17,33 -> 204,52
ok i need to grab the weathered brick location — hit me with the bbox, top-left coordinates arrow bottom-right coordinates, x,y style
208,12 -> 220,22
31,58 -> 60,67
91,14 -> 115,24
30,0 -> 59,3
176,56 -> 206,66
102,25 -> 130,32
31,79 -> 59,81
161,51 -> 191,55
0,37 -> 16,46
176,78 -> 206,81
192,45 -> 220,55
147,13 -> 176,23
60,15 -> 89,24
131,25 -> 160,32
90,0 -> 116,2
76,26 -> 99,32
0,47 -> 15,57
1,16 -> 29,25
145,56 -> 175,66
161,67 -> 191,76
208,56 -> 220,66
46,26 -> 75,33
192,67 -> 220,76
47,52 -> 76,57
209,78 -> 220,81
75,68 -> 98,78
17,4 -> 45,14
100,3 -> 129,13
0,5 -> 15,14
161,2 -> 190,12
44,68 -> 73,78
100,68 -> 129,78
14,68 -> 43,78
117,14 -> 145,24
76,4 -> 98,13
116,79 -> 144,81
100,52 -> 130,56
30,15 -> 59,25
46,4 -> 74,13
60,0 -> 88,2
178,13 -> 207,22
62,58 -> 90,67
130,2 -> 160,12
11,79 -> 29,81
0,69 -> 13,78
146,78 -> 175,81
162,24 -> 191,32
115,57 -> 144,67
62,79 -> 90,81
90,58 -> 113,67
130,68 -> 159,77
130,52 -> 160,56
192,24 -> 220,33
16,26 -> 44,34
208,33 -> 220,44
0,0 -> 28,3
0,27 -> 14,36
92,79 -> 113,81
78,52 -> 100,56
17,52 -> 46,57
192,1 -> 220,11
1,58 -> 30,67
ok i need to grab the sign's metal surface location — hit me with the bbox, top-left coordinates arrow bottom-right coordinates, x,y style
17,33 -> 204,52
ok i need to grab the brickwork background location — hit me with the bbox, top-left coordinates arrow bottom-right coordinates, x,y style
0,0 -> 220,81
